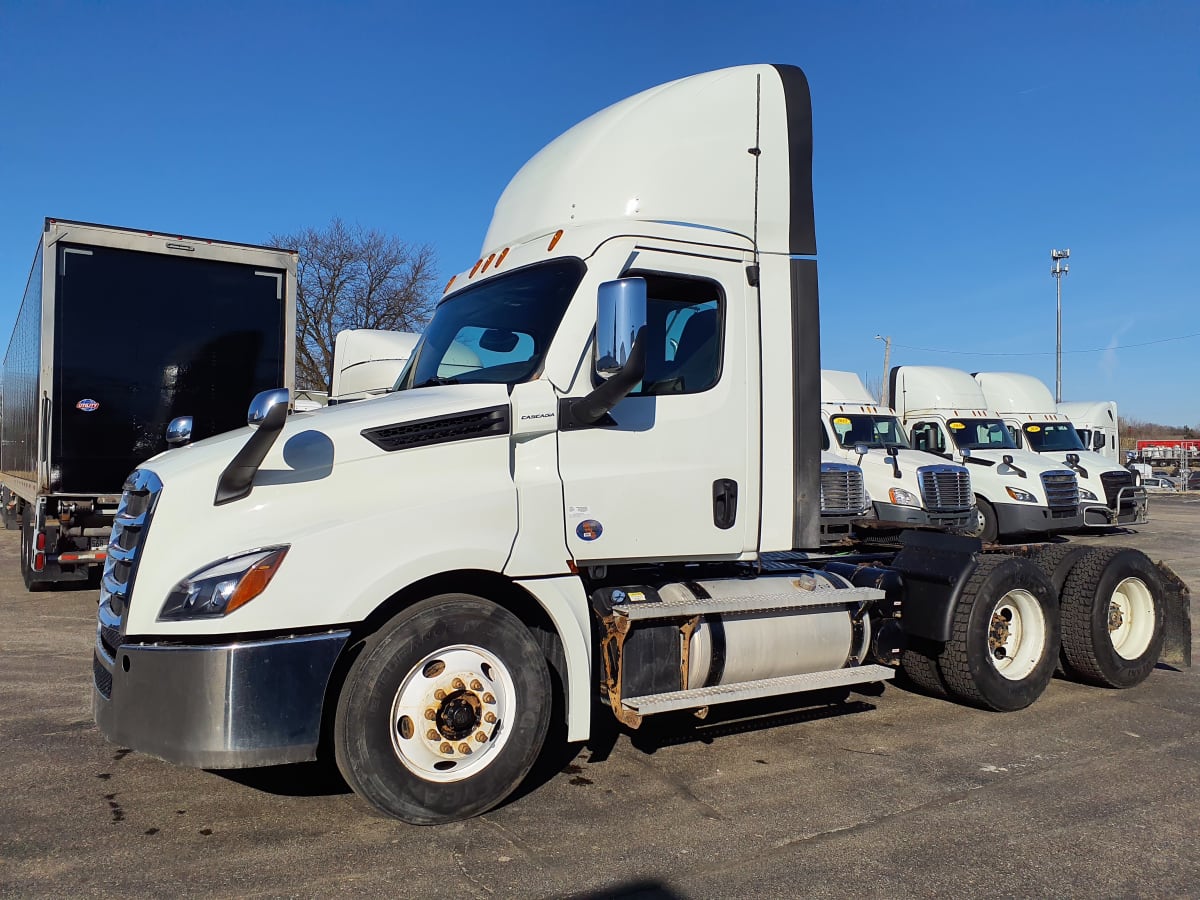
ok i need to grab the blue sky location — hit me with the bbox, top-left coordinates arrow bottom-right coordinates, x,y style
2,1 -> 1197,425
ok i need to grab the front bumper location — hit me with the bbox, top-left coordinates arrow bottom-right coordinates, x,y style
1081,487 -> 1149,528
994,502 -> 1084,535
93,630 -> 350,769
871,501 -> 974,530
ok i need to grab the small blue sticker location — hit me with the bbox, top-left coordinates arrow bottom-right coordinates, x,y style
76,399 -> 100,412
576,519 -> 603,541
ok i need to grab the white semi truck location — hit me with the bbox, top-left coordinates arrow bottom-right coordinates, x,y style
889,366 -> 1086,542
93,65 -> 1188,825
975,373 -> 1146,527
820,370 -> 974,533
1057,400 -> 1120,464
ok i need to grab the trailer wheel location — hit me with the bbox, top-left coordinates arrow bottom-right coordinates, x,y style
1030,544 -> 1090,597
1059,547 -> 1165,688
939,556 -> 1059,711
334,594 -> 551,825
962,496 -> 998,543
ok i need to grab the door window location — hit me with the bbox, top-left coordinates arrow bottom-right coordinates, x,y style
624,272 -> 722,395
910,421 -> 948,454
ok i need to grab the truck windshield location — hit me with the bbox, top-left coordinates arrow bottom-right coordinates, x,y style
1023,422 -> 1085,452
947,418 -> 1018,451
828,413 -> 910,449
397,258 -> 584,390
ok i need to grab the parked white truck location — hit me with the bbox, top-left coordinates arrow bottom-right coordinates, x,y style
975,373 -> 1146,527
93,65 -> 1188,825
821,370 -> 974,533
889,366 -> 1086,542
1057,400 -> 1120,464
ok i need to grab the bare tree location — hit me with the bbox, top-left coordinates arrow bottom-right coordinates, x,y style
271,219 -> 438,392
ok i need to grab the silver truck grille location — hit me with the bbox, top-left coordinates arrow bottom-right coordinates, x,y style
94,469 -> 162,699
917,465 -> 972,512
1040,470 -> 1080,513
820,464 -> 867,516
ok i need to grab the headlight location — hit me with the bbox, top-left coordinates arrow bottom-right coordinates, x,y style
889,487 -> 920,507
159,547 -> 289,621
1005,487 -> 1037,502
1079,489 -> 1098,501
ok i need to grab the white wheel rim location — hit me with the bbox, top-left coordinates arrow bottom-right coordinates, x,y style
388,644 -> 517,784
986,589 -> 1046,681
1108,577 -> 1156,660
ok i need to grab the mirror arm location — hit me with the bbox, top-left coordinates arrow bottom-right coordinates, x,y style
564,328 -> 647,428
214,401 -> 289,506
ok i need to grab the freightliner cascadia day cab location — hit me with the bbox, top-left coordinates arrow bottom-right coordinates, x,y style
1056,400 -> 1120,464
820,370 -> 974,533
889,365 -> 1085,542
93,66 -> 1189,825
1,219 -> 296,589
974,372 -> 1146,528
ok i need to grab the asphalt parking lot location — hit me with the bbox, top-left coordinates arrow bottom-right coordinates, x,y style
2,497 -> 1197,899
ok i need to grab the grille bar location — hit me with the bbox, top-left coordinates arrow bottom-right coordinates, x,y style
1040,471 -> 1080,510
820,465 -> 867,516
917,465 -> 973,512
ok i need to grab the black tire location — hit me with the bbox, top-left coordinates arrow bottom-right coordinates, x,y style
962,496 -> 999,543
1030,544 -> 1090,598
939,556 -> 1060,711
1059,547 -> 1165,688
334,594 -> 551,825
899,640 -> 949,699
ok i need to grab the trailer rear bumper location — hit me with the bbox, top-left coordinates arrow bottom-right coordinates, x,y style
93,629 -> 350,769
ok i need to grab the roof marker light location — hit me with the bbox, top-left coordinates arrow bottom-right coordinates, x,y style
469,259 -> 483,278
444,275 -> 456,294
547,230 -> 563,252
495,248 -> 509,268
481,253 -> 496,273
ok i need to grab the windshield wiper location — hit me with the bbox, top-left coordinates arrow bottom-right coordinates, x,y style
416,375 -> 460,388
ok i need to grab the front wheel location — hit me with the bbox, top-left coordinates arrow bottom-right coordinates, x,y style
939,556 -> 1060,711
961,496 -> 999,543
334,594 -> 551,825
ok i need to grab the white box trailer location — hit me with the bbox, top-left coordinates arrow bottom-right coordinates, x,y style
1,219 -> 296,589
92,67 -> 1190,825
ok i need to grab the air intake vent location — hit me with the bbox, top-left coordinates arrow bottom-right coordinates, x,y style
362,406 -> 510,452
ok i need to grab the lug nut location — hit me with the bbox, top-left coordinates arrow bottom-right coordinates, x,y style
484,712 -> 497,724
482,693 -> 496,705
427,730 -> 440,741
475,731 -> 488,743
458,743 -> 472,754
440,742 -> 454,755
452,678 -> 465,690
424,708 -> 437,720
434,689 -> 447,700
470,680 -> 483,691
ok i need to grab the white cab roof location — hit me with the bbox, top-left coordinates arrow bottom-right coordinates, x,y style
890,366 -> 992,418
974,372 -> 1057,415
821,370 -> 878,405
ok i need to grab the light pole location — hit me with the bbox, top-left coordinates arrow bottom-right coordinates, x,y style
1051,249 -> 1070,403
875,334 -> 891,405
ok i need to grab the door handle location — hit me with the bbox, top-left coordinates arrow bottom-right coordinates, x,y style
712,478 -> 738,530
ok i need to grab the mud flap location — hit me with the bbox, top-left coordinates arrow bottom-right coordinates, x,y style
1155,561 -> 1192,668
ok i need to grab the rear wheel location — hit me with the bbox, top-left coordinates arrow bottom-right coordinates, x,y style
334,594 -> 551,825
939,556 -> 1059,711
899,640 -> 949,699
1059,547 -> 1164,688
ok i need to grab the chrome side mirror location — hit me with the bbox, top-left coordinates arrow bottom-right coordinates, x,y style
166,416 -> 193,447
854,442 -> 870,456
961,447 -> 972,459
248,388 -> 291,428
595,278 -> 647,381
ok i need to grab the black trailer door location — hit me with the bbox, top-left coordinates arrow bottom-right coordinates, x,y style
52,243 -> 287,493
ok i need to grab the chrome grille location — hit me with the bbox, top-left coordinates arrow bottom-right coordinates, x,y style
1100,470 -> 1135,509
820,464 -> 867,516
94,469 -> 162,693
917,465 -> 973,512
1040,470 -> 1080,510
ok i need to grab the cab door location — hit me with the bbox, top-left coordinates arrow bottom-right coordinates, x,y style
556,245 -> 759,563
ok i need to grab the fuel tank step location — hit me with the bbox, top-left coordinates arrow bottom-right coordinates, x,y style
610,587 -> 883,622
621,664 -> 895,716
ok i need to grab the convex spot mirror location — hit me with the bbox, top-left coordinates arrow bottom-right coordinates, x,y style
248,388 -> 291,428
166,416 -> 193,447
595,277 -> 647,381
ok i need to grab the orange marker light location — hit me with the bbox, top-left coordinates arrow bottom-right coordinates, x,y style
226,548 -> 289,615
444,275 -> 457,294
547,230 -> 564,252
481,253 -> 496,273
495,248 -> 509,268
470,259 -> 483,278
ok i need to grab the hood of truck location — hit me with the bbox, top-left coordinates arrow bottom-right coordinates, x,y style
829,446 -> 965,500
961,447 -> 1073,477
121,383 -> 520,636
